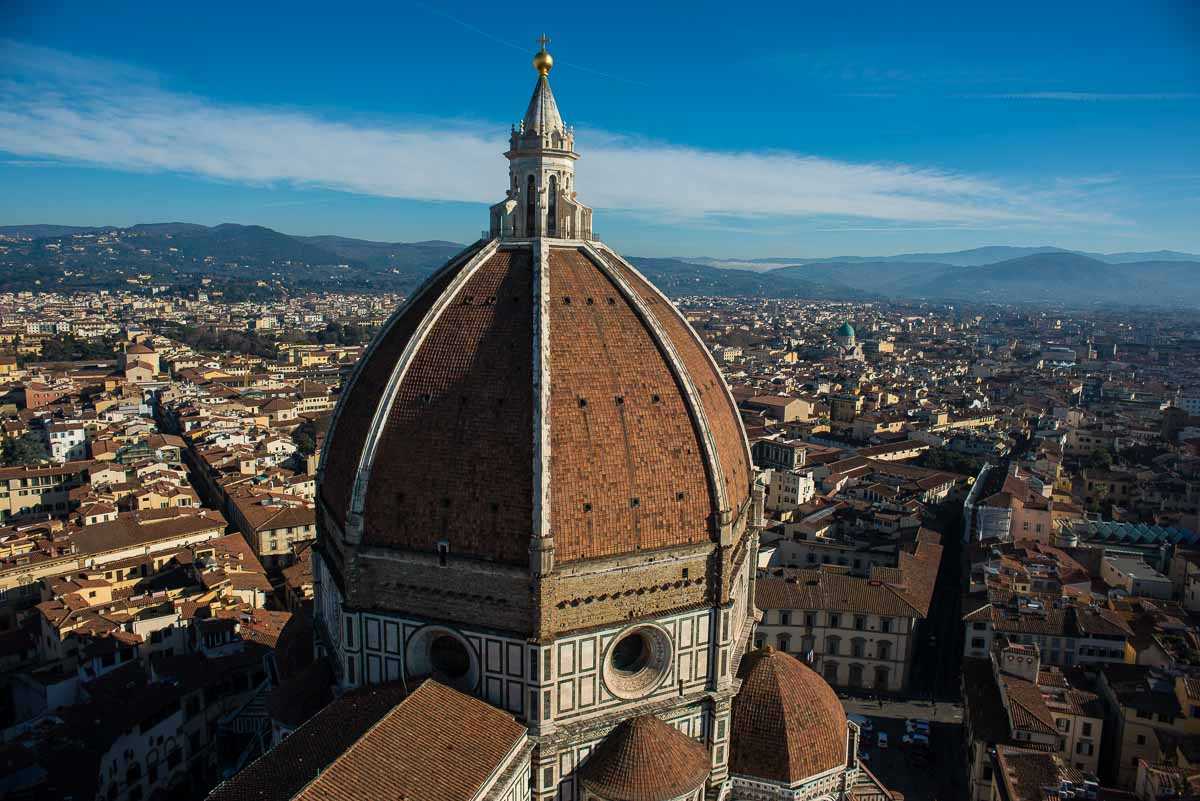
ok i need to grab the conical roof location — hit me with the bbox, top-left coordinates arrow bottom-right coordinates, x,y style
522,74 -> 564,135
577,714 -> 710,801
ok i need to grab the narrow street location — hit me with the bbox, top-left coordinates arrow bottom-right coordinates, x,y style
846,499 -> 970,800
911,500 -> 967,701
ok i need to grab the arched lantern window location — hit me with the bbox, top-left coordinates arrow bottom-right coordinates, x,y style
525,174 -> 536,237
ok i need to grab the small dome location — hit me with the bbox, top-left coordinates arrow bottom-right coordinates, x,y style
578,714 -> 710,801
731,647 -> 848,785
836,322 -> 855,338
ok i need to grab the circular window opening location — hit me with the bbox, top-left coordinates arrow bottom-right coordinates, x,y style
602,624 -> 672,700
611,631 -> 650,675
406,627 -> 479,693
430,635 -> 471,680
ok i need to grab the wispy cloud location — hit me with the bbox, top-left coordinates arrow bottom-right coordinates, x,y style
0,40 -> 1110,227
968,91 -> 1199,101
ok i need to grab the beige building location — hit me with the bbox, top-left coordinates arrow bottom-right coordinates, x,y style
1097,665 -> 1200,788
743,395 -> 811,423
962,643 -> 1104,801
829,394 -> 862,423
227,490 -> 316,568
1101,556 -> 1173,600
754,533 -> 941,692
0,461 -> 92,523
0,510 -> 227,627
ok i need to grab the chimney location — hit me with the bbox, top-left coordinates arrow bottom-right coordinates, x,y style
996,641 -> 1041,683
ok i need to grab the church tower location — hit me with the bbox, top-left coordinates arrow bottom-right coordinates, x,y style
490,36 -> 593,241
314,39 -> 762,801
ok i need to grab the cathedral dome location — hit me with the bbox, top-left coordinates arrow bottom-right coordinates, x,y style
319,240 -> 752,566
577,714 -> 711,801
730,647 -> 849,784
836,321 -> 855,338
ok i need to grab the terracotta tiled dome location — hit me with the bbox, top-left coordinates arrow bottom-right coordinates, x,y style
319,240 -> 752,565
578,714 -> 710,801
731,647 -> 849,784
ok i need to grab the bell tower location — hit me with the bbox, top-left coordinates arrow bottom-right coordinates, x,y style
490,36 -> 593,240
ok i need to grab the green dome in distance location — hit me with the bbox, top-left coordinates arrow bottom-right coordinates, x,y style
836,322 -> 855,338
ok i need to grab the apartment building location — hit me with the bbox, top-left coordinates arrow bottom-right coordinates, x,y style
755,532 -> 941,692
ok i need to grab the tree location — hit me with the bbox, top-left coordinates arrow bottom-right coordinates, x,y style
2,433 -> 49,466
1086,448 -> 1113,470
918,448 -> 983,477
291,420 -> 317,456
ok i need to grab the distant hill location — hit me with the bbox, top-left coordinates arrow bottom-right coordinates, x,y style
680,245 -> 1200,271
768,252 -> 1200,306
771,245 -> 1077,267
0,222 -> 465,293
2,222 -> 1197,306
1085,250 -> 1200,264
769,261 -> 951,293
0,224 -> 108,239
0,222 -> 865,300
624,257 -> 867,299
902,253 -> 1200,305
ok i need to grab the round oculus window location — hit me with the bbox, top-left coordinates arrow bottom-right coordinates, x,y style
601,625 -> 672,700
611,631 -> 650,675
430,635 -> 471,680
405,626 -> 479,693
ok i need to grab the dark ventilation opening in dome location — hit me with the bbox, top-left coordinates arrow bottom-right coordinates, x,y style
430,635 -> 470,680
611,632 -> 649,675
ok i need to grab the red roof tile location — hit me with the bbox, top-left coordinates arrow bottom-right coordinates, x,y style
321,242 -> 753,566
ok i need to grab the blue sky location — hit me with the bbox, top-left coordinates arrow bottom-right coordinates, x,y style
1,0 -> 1198,257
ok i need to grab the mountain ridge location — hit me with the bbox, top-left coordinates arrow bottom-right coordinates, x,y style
2,222 -> 1198,306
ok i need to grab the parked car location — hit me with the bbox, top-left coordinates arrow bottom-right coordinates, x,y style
905,718 -> 930,731
877,732 -> 888,749
857,749 -> 871,763
902,733 -> 930,746
849,714 -> 875,732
